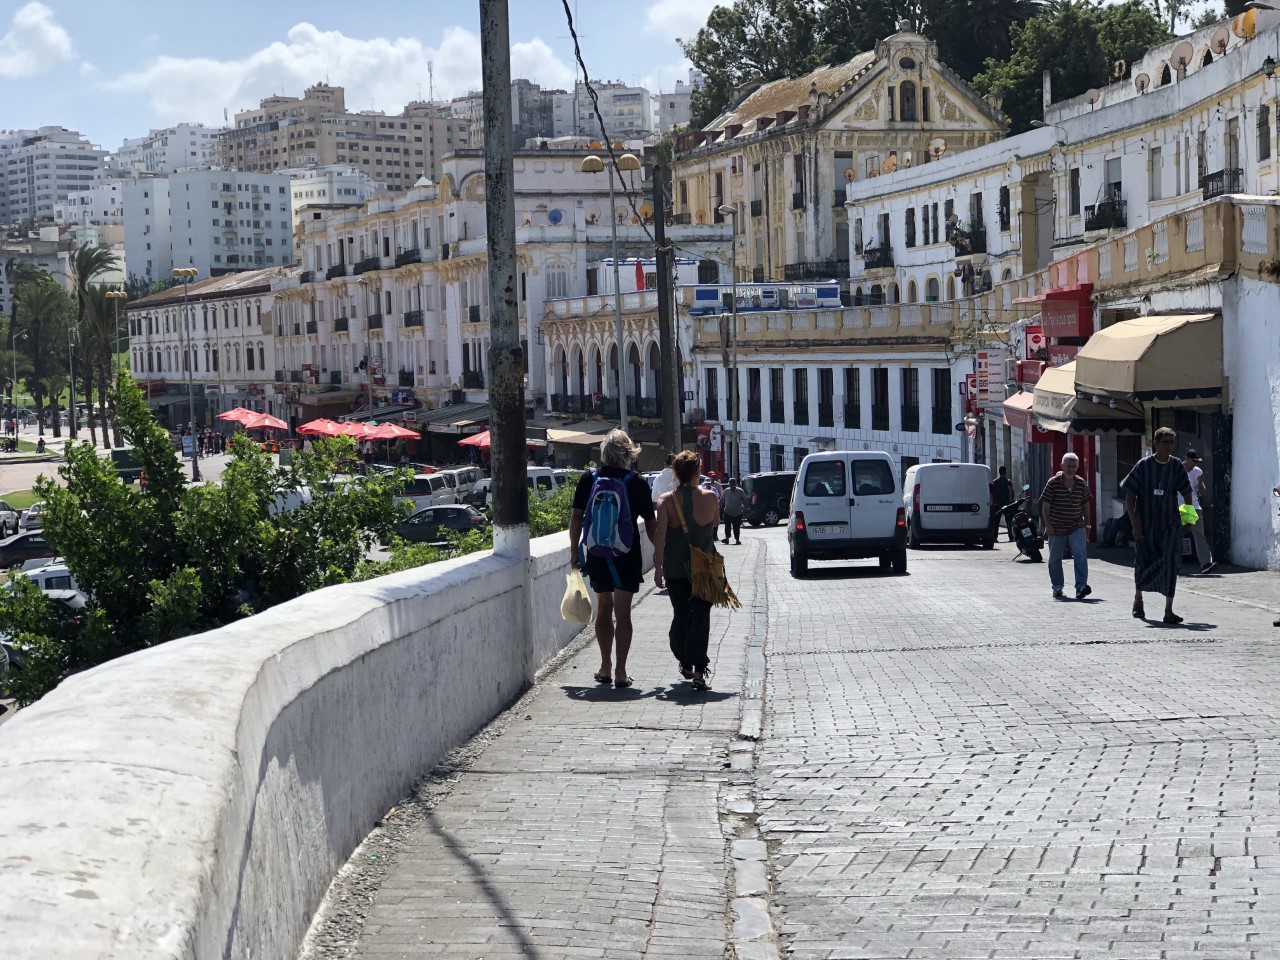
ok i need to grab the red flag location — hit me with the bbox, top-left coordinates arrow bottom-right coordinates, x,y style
635,259 -> 645,291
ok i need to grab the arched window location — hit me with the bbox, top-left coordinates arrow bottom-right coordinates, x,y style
900,81 -> 918,123
1201,50 -> 1213,68
946,275 -> 956,300
258,343 -> 265,370
1159,63 -> 1172,86
907,280 -> 918,303
870,284 -> 884,305
981,270 -> 993,291
891,283 -> 901,304
925,277 -> 940,302
246,345 -> 254,371
854,285 -> 864,306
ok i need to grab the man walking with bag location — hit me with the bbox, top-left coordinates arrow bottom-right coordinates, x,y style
720,477 -> 749,544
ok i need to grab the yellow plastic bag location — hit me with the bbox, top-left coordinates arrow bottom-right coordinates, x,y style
560,568 -> 593,624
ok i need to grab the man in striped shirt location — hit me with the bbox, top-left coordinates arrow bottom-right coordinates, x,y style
1040,452 -> 1093,600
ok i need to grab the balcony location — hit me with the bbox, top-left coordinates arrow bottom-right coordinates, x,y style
750,199 -> 763,217
592,395 -> 620,420
712,202 -> 725,224
1085,198 -> 1127,232
300,270 -> 315,284
403,309 -> 424,328
289,371 -> 304,383
352,256 -> 381,276
637,396 -> 663,419
752,267 -> 765,282
395,248 -> 421,267
367,313 -> 383,330
462,369 -> 484,390
325,264 -> 348,280
467,304 -> 481,323
784,260 -> 849,281
791,191 -> 805,211
862,247 -> 894,271
871,403 -> 890,431
793,403 -> 809,426
843,403 -> 859,428
667,211 -> 691,226
833,189 -> 848,207
398,371 -> 414,388
951,226 -> 987,257
335,317 -> 349,333
291,323 -> 301,336
818,402 -> 834,428
901,405 -> 920,433
1200,168 -> 1243,200
747,400 -> 762,423
274,369 -> 284,382
440,242 -> 451,260
305,319 -> 317,335
931,407 -> 951,436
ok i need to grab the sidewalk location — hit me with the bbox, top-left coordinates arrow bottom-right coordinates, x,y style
304,540 -> 769,960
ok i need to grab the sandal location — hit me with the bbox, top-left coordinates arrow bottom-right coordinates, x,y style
678,664 -> 695,680
593,672 -> 612,684
691,674 -> 711,691
1132,601 -> 1145,619
613,675 -> 634,689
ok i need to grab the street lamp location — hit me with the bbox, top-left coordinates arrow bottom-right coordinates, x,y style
171,267 -> 200,481
581,151 -> 642,430
717,203 -> 741,481
10,328 -> 27,432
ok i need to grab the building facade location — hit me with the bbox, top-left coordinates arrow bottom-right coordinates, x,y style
1,127 -> 108,225
55,179 -> 126,225
112,124 -> 223,175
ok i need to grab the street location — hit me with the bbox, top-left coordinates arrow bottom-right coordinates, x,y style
296,524 -> 1280,960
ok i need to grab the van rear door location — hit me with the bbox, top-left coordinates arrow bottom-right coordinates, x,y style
848,457 -> 899,539
795,458 -> 850,541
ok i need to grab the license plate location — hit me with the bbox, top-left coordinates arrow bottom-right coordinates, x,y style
924,505 -> 953,512
809,524 -> 840,535
1020,526 -> 1033,537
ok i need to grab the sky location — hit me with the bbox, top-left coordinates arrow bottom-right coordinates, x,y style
0,0 -> 720,150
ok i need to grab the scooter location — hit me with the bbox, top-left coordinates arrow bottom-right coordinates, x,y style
999,484 -> 1043,563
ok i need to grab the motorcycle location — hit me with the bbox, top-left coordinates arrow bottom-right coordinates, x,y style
998,484 -> 1043,563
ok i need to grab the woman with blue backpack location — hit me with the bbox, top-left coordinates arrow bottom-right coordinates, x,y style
568,429 -> 657,688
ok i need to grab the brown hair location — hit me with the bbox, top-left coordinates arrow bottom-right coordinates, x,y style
673,450 -> 700,484
1154,426 -> 1177,443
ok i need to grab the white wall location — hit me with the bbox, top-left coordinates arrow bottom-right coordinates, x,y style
0,532 -> 592,960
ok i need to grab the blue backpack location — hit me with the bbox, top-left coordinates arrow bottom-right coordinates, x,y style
581,469 -> 635,560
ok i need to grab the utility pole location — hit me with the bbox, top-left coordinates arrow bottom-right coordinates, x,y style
653,163 -> 681,454
480,0 -> 529,558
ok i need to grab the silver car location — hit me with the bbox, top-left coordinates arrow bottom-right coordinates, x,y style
0,500 -> 18,537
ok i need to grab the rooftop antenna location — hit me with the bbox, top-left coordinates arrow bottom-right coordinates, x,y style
559,0 -> 587,133
428,61 -> 437,101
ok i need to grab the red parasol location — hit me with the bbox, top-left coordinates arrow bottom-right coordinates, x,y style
297,418 -> 343,437
241,412 -> 289,431
366,423 -> 418,441
216,407 -> 257,423
458,430 -> 490,448
335,421 -> 376,438
635,259 -> 645,291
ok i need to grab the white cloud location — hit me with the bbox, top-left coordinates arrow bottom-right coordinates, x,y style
0,2 -> 74,78
104,23 -> 575,125
645,0 -> 720,41
643,60 -> 696,95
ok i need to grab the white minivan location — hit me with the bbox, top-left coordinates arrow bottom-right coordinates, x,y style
398,473 -> 458,513
903,462 -> 996,549
787,451 -> 907,577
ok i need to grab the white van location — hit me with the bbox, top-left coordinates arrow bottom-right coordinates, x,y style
903,462 -> 996,549
439,466 -> 483,501
787,451 -> 907,577
398,473 -> 458,513
10,561 -> 82,595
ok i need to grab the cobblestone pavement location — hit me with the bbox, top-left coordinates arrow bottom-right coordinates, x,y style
322,527 -> 1280,960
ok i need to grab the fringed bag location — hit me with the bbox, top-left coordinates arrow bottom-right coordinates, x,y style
672,491 -> 741,610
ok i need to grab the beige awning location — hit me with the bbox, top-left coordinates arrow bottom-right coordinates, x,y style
1074,313 -> 1222,400
1033,361 -> 1144,435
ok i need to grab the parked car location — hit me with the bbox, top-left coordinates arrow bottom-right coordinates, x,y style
9,560 -> 81,595
0,530 -> 56,569
0,500 -> 19,537
395,505 -> 489,544
903,462 -> 996,549
743,471 -> 797,527
437,466 -> 484,502
19,502 -> 43,531
787,451 -> 907,577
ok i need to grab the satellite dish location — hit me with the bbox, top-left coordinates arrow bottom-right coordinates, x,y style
1171,40 -> 1194,70
1085,88 -> 1101,106
947,212 -> 959,227
1232,10 -> 1256,39
615,206 -> 628,223
695,209 -> 707,223
928,137 -> 947,160
638,202 -> 653,219
843,168 -> 856,181
1212,26 -> 1230,54
1135,73 -> 1151,93
882,155 -> 898,174
1111,59 -> 1127,81
547,208 -> 564,225
901,150 -> 913,167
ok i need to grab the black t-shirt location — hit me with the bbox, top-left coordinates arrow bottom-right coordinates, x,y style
992,476 -> 1013,505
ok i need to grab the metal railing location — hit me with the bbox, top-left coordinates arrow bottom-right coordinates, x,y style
931,407 -> 951,436
793,402 -> 809,426
325,264 -> 347,280
398,371 -> 414,387
833,189 -> 847,207
791,191 -> 805,210
274,369 -> 284,382
871,403 -> 890,431
863,247 -> 894,270
367,313 -> 383,330
901,404 -> 920,433
747,400 -> 761,422
817,402 -> 834,428
462,370 -> 484,389
353,256 -> 381,276
299,270 -> 315,284
951,226 -> 988,256
784,260 -> 849,281
1085,198 -> 1127,232
1200,169 -> 1243,200
770,400 -> 784,423
395,248 -> 421,267
467,304 -> 481,323
705,399 -> 719,420
750,199 -> 763,217
289,371 -> 304,383
844,403 -> 859,428
335,317 -> 349,333
305,319 -> 317,335
637,396 -> 662,419
403,309 -> 424,327
752,267 -> 765,282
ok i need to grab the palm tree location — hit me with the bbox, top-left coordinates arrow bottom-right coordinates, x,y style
83,283 -> 121,448
78,285 -> 109,448
15,279 -> 69,439
68,243 -> 121,442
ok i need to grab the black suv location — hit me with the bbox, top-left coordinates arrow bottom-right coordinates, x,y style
743,471 -> 797,526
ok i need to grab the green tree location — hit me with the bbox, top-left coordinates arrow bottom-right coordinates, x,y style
68,243 -> 120,443
13,277 -> 73,439
1,375 -> 409,704
82,283 -> 124,448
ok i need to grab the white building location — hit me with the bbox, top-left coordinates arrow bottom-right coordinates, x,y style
655,80 -> 694,132
55,179 -> 127,225
124,170 -> 294,283
1,126 -> 108,225
113,124 -> 223,175
287,165 -> 383,230
558,81 -> 655,138
0,228 -> 71,316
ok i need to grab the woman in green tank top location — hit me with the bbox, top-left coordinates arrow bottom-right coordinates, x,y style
653,451 -> 721,690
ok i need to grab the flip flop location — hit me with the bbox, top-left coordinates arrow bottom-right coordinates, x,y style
691,676 -> 711,691
593,672 -> 611,684
678,664 -> 695,680
613,676 -> 634,688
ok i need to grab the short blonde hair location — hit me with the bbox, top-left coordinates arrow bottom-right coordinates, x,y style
599,428 -> 639,467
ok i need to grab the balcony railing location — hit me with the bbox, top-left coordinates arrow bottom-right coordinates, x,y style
440,242 -> 451,260
706,398 -> 719,420
395,248 -> 421,267
299,270 -> 315,284
793,403 -> 809,426
833,189 -> 847,207
352,256 -> 381,275
367,313 -> 383,330
747,401 -> 762,423
791,191 -> 805,210
467,304 -> 481,323
750,199 -> 763,217
818,402 -> 834,428
462,370 -> 484,389
289,371 -> 304,383
325,264 -> 347,280
335,317 -> 349,333
843,403 -> 859,428
863,247 -> 894,270
871,403 -> 890,431
901,405 -> 920,433
951,226 -> 987,256
583,395 -> 618,419
770,400 -> 784,423
291,323 -> 301,336
274,369 -> 284,382
403,309 -> 424,328
752,267 -> 765,282
932,407 -> 951,436
784,260 -> 850,281
637,396 -> 663,419
1085,198 -> 1127,232
398,371 -> 414,387
1200,168 -> 1243,200
305,319 -> 317,335
713,202 -> 725,224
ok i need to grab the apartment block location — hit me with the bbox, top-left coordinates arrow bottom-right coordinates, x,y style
1,126 -> 109,225
113,123 -> 223,175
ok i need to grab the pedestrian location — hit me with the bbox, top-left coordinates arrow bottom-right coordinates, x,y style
652,450 -> 718,691
1040,452 -> 1092,600
992,466 -> 1013,539
1179,448 -> 1215,574
720,476 -> 749,544
1122,427 -> 1194,624
569,429 -> 657,689
703,470 -> 723,498
652,453 -> 678,501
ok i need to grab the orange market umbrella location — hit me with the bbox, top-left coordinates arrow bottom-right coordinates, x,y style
216,407 -> 256,423
336,421 -> 376,438
241,412 -> 289,432
297,418 -> 343,437
367,423 -> 418,441
458,430 -> 490,448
